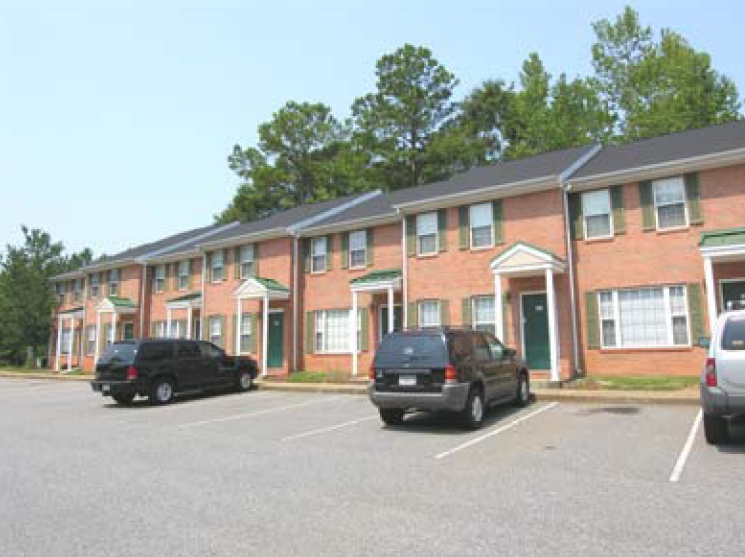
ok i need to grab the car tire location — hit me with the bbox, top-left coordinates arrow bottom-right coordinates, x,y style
112,393 -> 135,406
149,377 -> 175,405
379,408 -> 405,426
515,372 -> 530,408
703,413 -> 729,445
236,370 -> 253,392
460,386 -> 485,430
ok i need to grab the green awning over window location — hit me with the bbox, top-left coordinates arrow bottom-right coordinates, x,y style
699,227 -> 745,248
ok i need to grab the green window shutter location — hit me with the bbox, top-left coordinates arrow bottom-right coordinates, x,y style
304,311 -> 315,353
325,236 -> 333,271
234,247 -> 241,279
248,313 -> 257,353
461,297 -> 472,327
610,186 -> 625,234
222,249 -> 229,281
407,301 -> 418,329
253,243 -> 259,277
340,233 -> 349,270
458,206 -> 469,250
186,259 -> 193,289
502,292 -> 510,345
492,200 -> 504,244
568,193 -> 584,240
440,299 -> 450,326
302,239 -> 311,273
685,173 -> 703,225
366,228 -> 374,267
406,215 -> 417,257
360,308 -> 369,351
639,181 -> 655,231
205,252 -> 212,282
164,263 -> 171,292
687,283 -> 705,339
437,209 -> 448,252
585,291 -> 599,350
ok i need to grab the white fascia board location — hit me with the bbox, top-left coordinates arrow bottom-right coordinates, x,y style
567,147 -> 745,191
286,190 -> 383,235
298,213 -> 400,237
392,176 -> 557,213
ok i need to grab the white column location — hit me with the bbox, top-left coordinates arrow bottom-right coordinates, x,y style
704,256 -> 718,335
67,316 -> 74,372
545,269 -> 559,383
94,311 -> 102,364
261,296 -> 269,377
166,308 -> 172,338
235,298 -> 243,355
187,307 -> 193,340
494,273 -> 504,340
351,290 -> 358,377
55,314 -> 63,371
111,312 -> 117,344
387,286 -> 395,334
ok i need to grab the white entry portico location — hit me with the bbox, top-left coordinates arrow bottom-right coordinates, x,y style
94,296 -> 138,363
165,293 -> 202,339
54,306 -> 84,372
700,228 -> 745,334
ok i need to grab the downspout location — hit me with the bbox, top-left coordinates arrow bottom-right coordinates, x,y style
400,212 -> 408,329
139,264 -> 147,338
561,185 -> 581,377
200,253 -> 207,340
292,234 -> 299,373
80,277 -> 87,369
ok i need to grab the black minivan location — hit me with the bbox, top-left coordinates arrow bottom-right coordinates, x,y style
369,328 -> 530,428
91,339 -> 258,405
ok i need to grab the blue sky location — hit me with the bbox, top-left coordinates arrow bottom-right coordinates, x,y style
1,0 -> 743,257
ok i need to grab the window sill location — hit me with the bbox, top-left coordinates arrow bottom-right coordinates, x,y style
310,270 -> 328,276
655,226 -> 690,235
415,252 -> 439,259
469,244 -> 495,252
584,236 -> 615,244
599,346 -> 695,354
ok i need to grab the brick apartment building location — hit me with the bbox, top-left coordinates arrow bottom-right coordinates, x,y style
50,121 -> 745,381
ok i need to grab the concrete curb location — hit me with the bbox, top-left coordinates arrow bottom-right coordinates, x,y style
0,371 -> 93,382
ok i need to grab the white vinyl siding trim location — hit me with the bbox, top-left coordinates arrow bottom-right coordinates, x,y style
154,265 -> 166,292
472,296 -> 496,334
418,300 -> 441,328
311,237 -> 327,274
416,212 -> 438,256
349,230 -> 367,269
211,251 -> 225,282
239,245 -> 255,279
598,285 -> 690,349
469,203 -> 494,248
177,260 -> 189,290
582,189 -> 613,239
653,177 -> 688,230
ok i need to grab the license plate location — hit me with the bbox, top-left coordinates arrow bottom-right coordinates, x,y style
398,375 -> 417,387
102,384 -> 111,393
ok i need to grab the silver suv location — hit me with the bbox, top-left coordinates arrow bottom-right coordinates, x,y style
700,303 -> 745,444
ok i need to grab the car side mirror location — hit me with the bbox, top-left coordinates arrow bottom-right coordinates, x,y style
698,337 -> 710,349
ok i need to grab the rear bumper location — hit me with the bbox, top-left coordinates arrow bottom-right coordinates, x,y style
368,383 -> 470,413
90,380 -> 139,397
700,384 -> 745,417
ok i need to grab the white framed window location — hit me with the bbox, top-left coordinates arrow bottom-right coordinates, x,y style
470,203 -> 494,248
653,177 -> 687,230
240,313 -> 253,353
108,269 -> 120,297
211,251 -> 225,282
104,324 -> 113,347
73,279 -> 83,302
416,212 -> 438,256
154,265 -> 166,292
209,316 -> 223,346
311,237 -> 327,274
90,274 -> 100,298
314,309 -> 359,353
169,321 -> 182,339
597,285 -> 690,349
349,231 -> 367,269
60,328 -> 71,354
582,189 -> 612,239
177,260 -> 189,290
155,322 -> 167,339
86,326 -> 96,355
472,296 -> 495,334
418,300 -> 441,328
239,245 -> 255,279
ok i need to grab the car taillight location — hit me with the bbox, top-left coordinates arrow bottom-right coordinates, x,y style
126,366 -> 139,380
705,358 -> 717,387
445,365 -> 457,382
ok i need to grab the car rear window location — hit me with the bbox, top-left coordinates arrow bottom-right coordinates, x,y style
722,316 -> 745,351
373,334 -> 448,368
137,342 -> 174,362
98,343 -> 137,365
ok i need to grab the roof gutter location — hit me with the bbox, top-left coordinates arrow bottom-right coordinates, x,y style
298,213 -> 400,237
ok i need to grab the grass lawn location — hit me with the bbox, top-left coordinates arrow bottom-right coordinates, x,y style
573,375 -> 700,391
286,370 -> 358,383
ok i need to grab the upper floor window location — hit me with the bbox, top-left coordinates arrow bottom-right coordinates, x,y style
311,237 -> 327,274
416,213 -> 438,256
653,178 -> 687,230
177,260 -> 190,290
470,203 -> 493,248
90,274 -> 100,299
211,251 -> 225,282
349,231 -> 367,269
239,245 -> 255,279
73,279 -> 83,302
108,269 -> 120,297
418,300 -> 441,328
582,189 -> 612,239
154,265 -> 166,292
56,282 -> 66,305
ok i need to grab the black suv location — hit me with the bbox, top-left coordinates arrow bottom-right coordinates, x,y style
369,328 -> 530,428
91,339 -> 258,405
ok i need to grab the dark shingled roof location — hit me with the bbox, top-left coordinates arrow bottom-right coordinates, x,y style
572,120 -> 745,179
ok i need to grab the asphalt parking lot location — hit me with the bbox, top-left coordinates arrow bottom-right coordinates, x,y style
0,378 -> 743,557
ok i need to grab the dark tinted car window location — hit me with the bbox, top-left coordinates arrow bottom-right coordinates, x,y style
98,343 -> 137,365
199,342 -> 224,358
485,334 -> 505,360
178,342 -> 200,357
374,334 -> 448,368
472,334 -> 491,361
722,316 -> 745,351
450,334 -> 471,360
137,342 -> 174,362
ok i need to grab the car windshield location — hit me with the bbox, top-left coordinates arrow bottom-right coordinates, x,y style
373,334 -> 448,368
98,343 -> 137,365
722,316 -> 745,351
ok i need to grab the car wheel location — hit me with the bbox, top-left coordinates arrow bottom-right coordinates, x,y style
460,387 -> 485,430
149,377 -> 175,405
515,373 -> 530,408
112,393 -> 135,406
379,408 -> 405,426
703,413 -> 729,445
236,370 -> 253,392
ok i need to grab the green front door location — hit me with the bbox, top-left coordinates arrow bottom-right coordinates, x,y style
267,313 -> 284,368
522,293 -> 550,370
722,280 -> 745,311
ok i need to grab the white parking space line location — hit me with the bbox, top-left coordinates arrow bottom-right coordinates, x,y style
281,415 -> 378,442
669,409 -> 702,483
434,402 -> 560,460
177,395 -> 344,429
